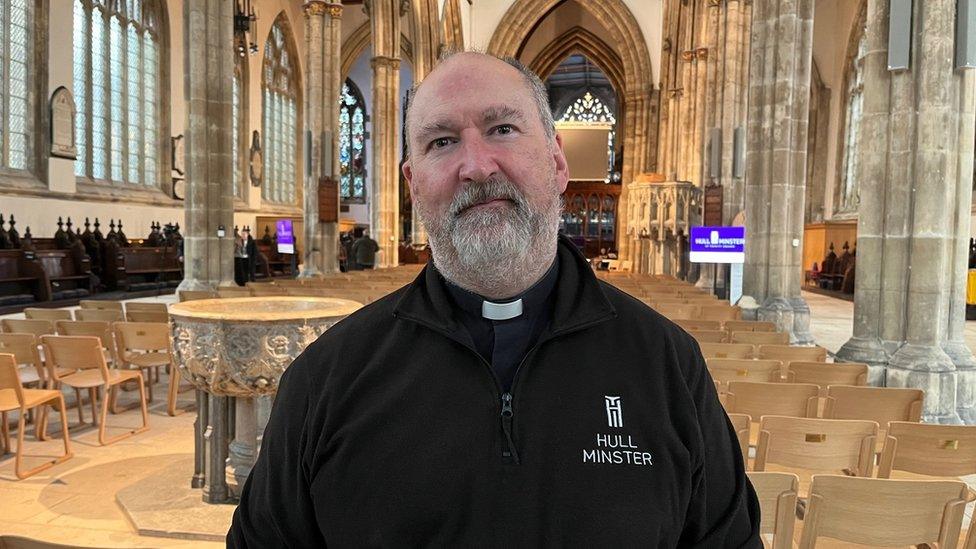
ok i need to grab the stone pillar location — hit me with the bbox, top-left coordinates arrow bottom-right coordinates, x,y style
300,1 -> 343,278
178,0 -> 235,291
368,0 -> 402,268
741,0 -> 814,344
226,397 -> 257,498
408,0 -> 441,249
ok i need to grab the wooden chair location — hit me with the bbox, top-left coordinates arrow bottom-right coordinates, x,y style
40,335 -> 149,445
23,308 -> 72,322
708,359 -> 783,392
73,308 -> 124,322
178,290 -> 216,302
655,303 -> 701,320
674,319 -> 722,332
754,416 -> 878,494
878,421 -> 976,479
689,329 -> 728,344
700,305 -> 741,321
114,322 -> 183,416
217,288 -> 251,298
730,331 -> 790,345
724,320 -> 777,333
725,381 -> 820,424
746,471 -> 798,549
54,320 -> 116,366
784,361 -> 868,394
78,300 -> 123,312
698,342 -> 755,359
0,333 -> 47,389
727,412 -> 751,465
823,385 -> 923,429
757,344 -> 827,363
0,319 -> 54,338
798,475 -> 969,548
125,302 -> 168,314
125,310 -> 169,323
0,353 -> 73,479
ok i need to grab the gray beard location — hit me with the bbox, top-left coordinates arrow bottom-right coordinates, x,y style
417,176 -> 563,299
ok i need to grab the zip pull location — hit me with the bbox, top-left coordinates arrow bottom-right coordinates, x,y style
500,393 -> 520,464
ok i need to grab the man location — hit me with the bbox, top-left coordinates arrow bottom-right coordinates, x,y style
228,51 -> 760,547
352,228 -> 380,270
243,226 -> 257,282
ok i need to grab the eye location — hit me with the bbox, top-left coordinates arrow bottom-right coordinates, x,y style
429,137 -> 454,150
492,124 -> 515,135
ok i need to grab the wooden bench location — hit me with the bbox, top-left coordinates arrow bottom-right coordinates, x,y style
33,249 -> 93,301
0,250 -> 46,305
119,247 -> 183,290
257,243 -> 297,277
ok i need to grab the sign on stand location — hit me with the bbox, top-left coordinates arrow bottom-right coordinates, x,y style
276,219 -> 295,254
689,226 -> 745,264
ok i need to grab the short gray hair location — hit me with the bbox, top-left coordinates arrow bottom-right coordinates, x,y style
404,49 -> 556,157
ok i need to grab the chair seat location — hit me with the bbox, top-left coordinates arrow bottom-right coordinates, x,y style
59,368 -> 142,389
123,352 -> 171,368
0,387 -> 62,412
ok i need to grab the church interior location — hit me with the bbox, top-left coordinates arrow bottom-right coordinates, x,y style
3,0 -> 976,546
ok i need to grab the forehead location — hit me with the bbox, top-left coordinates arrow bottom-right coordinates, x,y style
410,55 -> 536,126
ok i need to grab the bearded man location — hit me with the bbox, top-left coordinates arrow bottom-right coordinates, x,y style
228,52 -> 760,548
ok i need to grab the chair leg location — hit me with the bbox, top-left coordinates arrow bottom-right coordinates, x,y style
1,411 -> 9,455
98,378 -> 149,446
167,364 -> 181,416
15,401 -> 73,480
146,368 -> 154,403
74,387 -> 84,425
88,387 -> 98,426
57,396 -> 73,460
109,385 -> 121,414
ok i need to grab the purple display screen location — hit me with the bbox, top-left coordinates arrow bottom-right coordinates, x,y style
689,226 -> 745,264
276,219 -> 295,254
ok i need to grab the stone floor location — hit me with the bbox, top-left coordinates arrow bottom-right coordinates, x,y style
2,290 -> 976,546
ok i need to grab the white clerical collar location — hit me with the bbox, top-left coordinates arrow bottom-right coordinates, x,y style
482,299 -> 523,321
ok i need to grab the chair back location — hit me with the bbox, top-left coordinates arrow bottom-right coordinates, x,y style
824,385 -> 924,427
708,358 -> 783,389
74,308 -> 124,322
23,308 -> 73,321
0,353 -> 26,406
179,290 -> 217,302
0,333 -> 41,368
699,305 -> 741,321
730,331 -> 790,345
754,416 -> 878,477
727,412 -> 751,464
217,288 -> 251,298
785,361 -> 868,393
79,300 -> 123,311
746,471 -> 798,549
699,342 -> 755,359
115,322 -> 170,354
689,330 -> 728,344
798,475 -> 968,548
0,319 -> 54,338
878,421 -> 976,478
55,320 -> 114,353
125,302 -> 168,314
125,310 -> 169,323
724,320 -> 777,333
674,319 -> 722,332
725,381 -> 820,423
40,335 -> 109,376
758,344 -> 827,362
655,303 -> 701,320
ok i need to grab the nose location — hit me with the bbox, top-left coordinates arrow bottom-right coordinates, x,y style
456,131 -> 501,183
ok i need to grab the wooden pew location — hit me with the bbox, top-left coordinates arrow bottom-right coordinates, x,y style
119,247 -> 183,290
257,243 -> 297,277
33,249 -> 93,300
0,250 -> 46,305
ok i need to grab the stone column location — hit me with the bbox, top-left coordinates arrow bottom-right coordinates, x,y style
300,1 -> 343,278
741,0 -> 815,344
408,0 -> 441,249
368,0 -> 402,268
178,0 -> 235,291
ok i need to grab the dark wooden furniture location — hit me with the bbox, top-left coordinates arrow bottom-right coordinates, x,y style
256,243 -> 296,277
117,247 -> 183,291
33,249 -> 93,301
0,250 -> 46,305
560,181 -> 621,257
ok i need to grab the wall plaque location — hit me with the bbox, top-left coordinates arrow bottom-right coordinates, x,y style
703,184 -> 724,227
50,87 -> 77,159
250,130 -> 263,187
318,177 -> 339,223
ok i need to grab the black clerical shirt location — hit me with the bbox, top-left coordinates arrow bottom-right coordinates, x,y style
442,259 -> 559,392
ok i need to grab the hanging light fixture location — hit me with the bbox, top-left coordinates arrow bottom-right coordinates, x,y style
234,0 -> 258,57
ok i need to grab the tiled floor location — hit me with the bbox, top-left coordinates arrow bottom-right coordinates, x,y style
2,290 -> 976,546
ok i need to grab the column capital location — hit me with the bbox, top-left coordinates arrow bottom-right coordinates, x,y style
328,3 -> 343,18
371,55 -> 401,70
304,1 -> 328,17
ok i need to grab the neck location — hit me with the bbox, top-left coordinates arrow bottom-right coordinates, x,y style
445,253 -> 556,300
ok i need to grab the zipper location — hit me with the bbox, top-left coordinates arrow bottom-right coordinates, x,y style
395,312 -> 613,466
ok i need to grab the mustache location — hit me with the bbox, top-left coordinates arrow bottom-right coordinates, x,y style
448,176 -> 528,217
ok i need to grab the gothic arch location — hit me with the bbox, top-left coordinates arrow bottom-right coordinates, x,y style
488,0 -> 654,261
341,22 -> 415,81
529,26 -> 625,99
441,0 -> 463,51
833,0 -> 868,218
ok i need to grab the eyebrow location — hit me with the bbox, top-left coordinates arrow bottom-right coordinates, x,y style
414,105 -> 530,144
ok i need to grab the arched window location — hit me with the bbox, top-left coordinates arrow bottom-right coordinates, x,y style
339,79 -> 367,202
1,0 -> 33,171
262,14 -> 300,205
232,53 -> 248,199
73,0 -> 163,186
838,21 -> 867,215
557,91 -> 617,180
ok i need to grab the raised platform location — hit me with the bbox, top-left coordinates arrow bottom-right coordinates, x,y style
116,457 -> 235,542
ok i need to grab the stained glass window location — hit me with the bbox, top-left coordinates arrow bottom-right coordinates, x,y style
1,0 -> 32,171
557,91 -> 617,180
262,15 -> 300,205
339,79 -> 367,202
73,0 -> 162,186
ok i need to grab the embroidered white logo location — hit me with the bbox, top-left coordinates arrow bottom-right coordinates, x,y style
605,396 -> 623,428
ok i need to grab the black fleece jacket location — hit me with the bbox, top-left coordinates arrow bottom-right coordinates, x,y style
227,236 -> 761,548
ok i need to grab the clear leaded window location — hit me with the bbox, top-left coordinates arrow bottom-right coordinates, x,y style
557,91 -> 617,180
233,54 -> 248,199
839,24 -> 867,214
262,15 -> 299,205
0,0 -> 32,171
339,79 -> 367,202
73,0 -> 162,186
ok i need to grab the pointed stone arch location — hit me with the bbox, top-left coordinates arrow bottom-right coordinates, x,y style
341,22 -> 415,81
441,0 -> 463,51
488,0 -> 655,261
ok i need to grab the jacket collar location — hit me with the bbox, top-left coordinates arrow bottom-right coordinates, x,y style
393,235 -> 617,337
